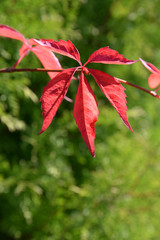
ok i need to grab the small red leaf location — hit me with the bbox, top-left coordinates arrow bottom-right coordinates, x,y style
73,71 -> 99,157
89,69 -> 133,132
31,45 -> 62,79
140,58 -> 160,89
0,24 -> 26,42
139,58 -> 160,74
85,46 -> 137,65
33,39 -> 82,65
39,68 -> 77,134
148,73 -> 160,89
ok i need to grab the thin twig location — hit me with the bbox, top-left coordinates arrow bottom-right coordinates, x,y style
0,67 -> 81,73
0,67 -> 160,100
116,77 -> 160,100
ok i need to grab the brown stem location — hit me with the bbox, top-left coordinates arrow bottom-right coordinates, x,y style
0,67 -> 160,100
116,77 -> 160,100
0,67 -> 82,73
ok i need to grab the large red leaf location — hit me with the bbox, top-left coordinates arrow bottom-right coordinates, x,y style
89,69 -> 133,132
31,45 -> 62,79
73,71 -> 99,157
39,68 -> 77,134
33,39 -> 82,65
85,46 -> 137,65
0,24 -> 26,42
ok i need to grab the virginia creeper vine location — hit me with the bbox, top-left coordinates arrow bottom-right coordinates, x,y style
0,24 -> 160,156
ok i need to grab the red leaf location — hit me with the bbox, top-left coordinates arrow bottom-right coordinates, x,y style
140,58 -> 160,89
33,39 -> 82,65
139,58 -> 160,74
31,45 -> 62,79
85,46 -> 137,65
39,68 -> 77,134
89,69 -> 133,132
0,24 -> 26,42
148,73 -> 160,89
73,71 -> 99,157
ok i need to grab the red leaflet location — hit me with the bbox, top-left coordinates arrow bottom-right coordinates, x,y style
85,46 -> 137,65
39,68 -> 77,134
140,58 -> 160,89
33,39 -> 82,65
73,72 -> 99,157
89,69 -> 133,132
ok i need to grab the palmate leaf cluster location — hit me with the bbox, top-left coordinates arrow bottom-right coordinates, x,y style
0,0 -> 160,239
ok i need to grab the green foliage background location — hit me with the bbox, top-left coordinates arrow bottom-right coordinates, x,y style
0,0 -> 160,239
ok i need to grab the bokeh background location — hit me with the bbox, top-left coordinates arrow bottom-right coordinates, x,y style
0,0 -> 160,239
